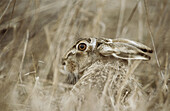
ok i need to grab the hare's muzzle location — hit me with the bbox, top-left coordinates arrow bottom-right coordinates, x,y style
61,59 -> 66,66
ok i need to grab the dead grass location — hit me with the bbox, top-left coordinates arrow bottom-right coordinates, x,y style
0,0 -> 169,111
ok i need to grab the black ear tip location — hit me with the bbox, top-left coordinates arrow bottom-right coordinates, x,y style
142,49 -> 147,52
141,48 -> 153,53
149,49 -> 153,53
143,56 -> 151,61
140,53 -> 151,61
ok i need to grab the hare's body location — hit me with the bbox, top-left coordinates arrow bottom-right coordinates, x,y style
72,57 -> 128,94
61,37 -> 152,111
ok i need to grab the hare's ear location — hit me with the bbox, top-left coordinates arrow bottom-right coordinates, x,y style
97,39 -> 153,60
112,38 -> 153,53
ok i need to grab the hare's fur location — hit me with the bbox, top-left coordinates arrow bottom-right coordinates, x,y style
61,37 -> 152,111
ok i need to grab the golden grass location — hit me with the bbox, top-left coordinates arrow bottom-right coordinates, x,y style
0,0 -> 169,110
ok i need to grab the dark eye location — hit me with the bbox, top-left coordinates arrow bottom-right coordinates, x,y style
78,43 -> 87,51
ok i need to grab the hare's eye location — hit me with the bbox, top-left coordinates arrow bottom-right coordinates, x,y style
78,43 -> 87,51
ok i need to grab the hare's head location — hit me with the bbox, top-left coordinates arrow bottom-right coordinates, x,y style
61,38 -> 153,84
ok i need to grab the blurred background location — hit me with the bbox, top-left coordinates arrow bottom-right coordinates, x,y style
0,0 -> 169,110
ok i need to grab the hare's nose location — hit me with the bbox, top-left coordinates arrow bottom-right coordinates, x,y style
61,59 -> 66,65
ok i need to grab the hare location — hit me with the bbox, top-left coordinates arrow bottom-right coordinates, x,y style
61,37 -> 152,111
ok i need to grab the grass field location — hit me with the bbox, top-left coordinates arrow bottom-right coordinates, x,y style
0,0 -> 169,111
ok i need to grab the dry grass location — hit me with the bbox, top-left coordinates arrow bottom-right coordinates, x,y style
0,0 -> 169,111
